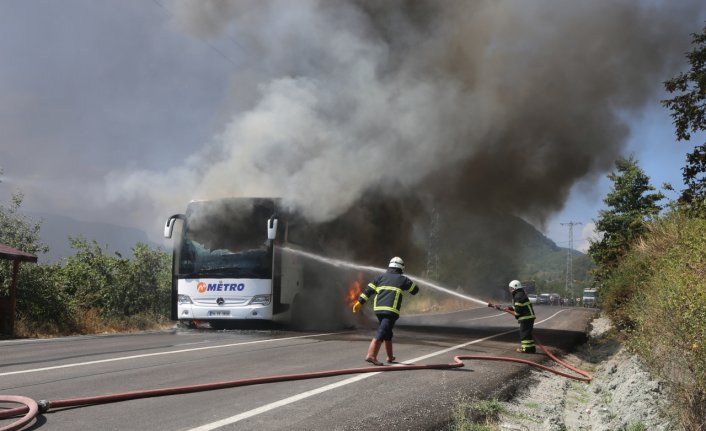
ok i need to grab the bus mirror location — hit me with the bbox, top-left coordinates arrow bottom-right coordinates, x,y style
267,217 -> 278,240
164,214 -> 184,239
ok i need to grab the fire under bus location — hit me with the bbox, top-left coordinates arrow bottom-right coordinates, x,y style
164,198 -> 358,329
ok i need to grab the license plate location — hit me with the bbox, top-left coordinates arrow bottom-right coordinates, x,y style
208,310 -> 231,316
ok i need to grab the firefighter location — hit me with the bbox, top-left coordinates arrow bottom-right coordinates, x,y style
507,280 -> 536,353
352,256 -> 419,365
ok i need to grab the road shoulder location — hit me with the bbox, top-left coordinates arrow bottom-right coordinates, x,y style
496,316 -> 672,431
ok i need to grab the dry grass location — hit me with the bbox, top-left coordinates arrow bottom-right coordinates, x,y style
15,309 -> 172,338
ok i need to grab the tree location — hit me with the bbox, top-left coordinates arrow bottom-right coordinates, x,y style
0,191 -> 74,332
60,238 -> 172,319
588,156 -> 664,277
662,24 -> 706,215
1,182 -> 172,334
0,191 -> 48,256
0,191 -> 48,295
60,237 -> 123,314
121,244 -> 171,316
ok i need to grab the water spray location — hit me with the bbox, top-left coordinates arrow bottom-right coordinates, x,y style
405,275 -> 488,307
279,247 -> 488,306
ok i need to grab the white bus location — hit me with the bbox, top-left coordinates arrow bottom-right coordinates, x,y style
164,198 -> 353,329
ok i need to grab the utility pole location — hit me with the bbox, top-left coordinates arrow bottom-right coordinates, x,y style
425,206 -> 440,281
560,221 -> 582,302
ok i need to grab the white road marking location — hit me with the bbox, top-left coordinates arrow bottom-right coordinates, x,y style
0,333 -> 335,377
459,312 -> 506,322
189,310 -> 567,430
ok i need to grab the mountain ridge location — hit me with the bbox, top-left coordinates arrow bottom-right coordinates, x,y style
27,212 -> 163,263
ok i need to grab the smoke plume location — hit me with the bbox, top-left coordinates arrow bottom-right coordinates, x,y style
106,0 -> 702,273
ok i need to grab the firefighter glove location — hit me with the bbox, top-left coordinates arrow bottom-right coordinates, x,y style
352,302 -> 361,313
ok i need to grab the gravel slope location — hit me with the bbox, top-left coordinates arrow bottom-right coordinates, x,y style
496,316 -> 673,431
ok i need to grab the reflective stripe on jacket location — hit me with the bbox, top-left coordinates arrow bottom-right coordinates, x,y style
512,289 -> 536,321
358,268 -> 419,315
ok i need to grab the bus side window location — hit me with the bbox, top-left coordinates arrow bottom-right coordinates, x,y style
179,239 -> 195,274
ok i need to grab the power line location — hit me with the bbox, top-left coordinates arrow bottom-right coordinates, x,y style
554,237 -> 593,245
560,221 -> 582,297
425,206 -> 439,281
151,0 -> 240,67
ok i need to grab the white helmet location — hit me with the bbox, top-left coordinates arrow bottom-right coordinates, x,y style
389,256 -> 405,269
508,280 -> 523,292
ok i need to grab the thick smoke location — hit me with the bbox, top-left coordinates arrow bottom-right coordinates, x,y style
107,0 -> 702,276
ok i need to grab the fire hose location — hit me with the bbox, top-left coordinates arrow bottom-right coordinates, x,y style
0,309 -> 591,431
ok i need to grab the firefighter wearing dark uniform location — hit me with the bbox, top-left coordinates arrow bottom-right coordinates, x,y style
352,256 -> 419,365
507,280 -> 536,353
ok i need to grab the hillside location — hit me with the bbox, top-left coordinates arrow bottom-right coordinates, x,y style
429,208 -> 593,301
27,212 -> 163,263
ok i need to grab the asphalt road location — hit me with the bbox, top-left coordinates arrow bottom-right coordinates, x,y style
0,306 -> 596,431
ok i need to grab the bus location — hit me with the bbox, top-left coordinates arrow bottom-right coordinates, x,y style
164,198 -> 354,329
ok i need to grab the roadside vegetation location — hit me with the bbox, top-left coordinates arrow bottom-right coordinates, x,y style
0,191 -> 172,337
606,212 -> 706,429
449,24 -> 706,430
449,397 -> 505,431
588,24 -> 706,430
585,158 -> 705,429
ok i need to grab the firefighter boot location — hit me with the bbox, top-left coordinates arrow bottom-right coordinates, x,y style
365,339 -> 383,366
384,340 -> 395,363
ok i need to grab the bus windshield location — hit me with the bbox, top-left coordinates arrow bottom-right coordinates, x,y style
177,199 -> 276,279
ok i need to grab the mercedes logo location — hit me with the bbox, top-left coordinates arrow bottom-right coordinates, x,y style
216,297 -> 225,305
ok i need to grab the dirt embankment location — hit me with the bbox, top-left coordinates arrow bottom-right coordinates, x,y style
497,316 -> 672,431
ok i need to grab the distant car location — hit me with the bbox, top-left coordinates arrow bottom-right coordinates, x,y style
537,293 -> 550,305
528,294 -> 537,304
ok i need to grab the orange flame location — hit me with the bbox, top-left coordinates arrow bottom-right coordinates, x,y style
346,273 -> 364,306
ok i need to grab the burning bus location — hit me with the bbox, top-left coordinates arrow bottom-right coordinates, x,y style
164,198 -> 359,329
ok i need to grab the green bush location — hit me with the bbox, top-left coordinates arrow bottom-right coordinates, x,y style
11,239 -> 173,337
14,262 -> 79,334
598,251 -> 651,331
604,211 -> 706,429
1,192 -> 172,336
58,237 -> 171,320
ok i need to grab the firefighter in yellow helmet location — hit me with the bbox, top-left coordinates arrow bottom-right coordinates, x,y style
352,256 -> 419,365
507,280 -> 536,353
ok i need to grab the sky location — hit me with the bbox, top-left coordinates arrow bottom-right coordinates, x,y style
1,0 -> 705,255
546,105 -> 705,251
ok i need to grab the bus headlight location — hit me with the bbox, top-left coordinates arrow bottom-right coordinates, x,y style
178,294 -> 193,304
250,294 -> 271,305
